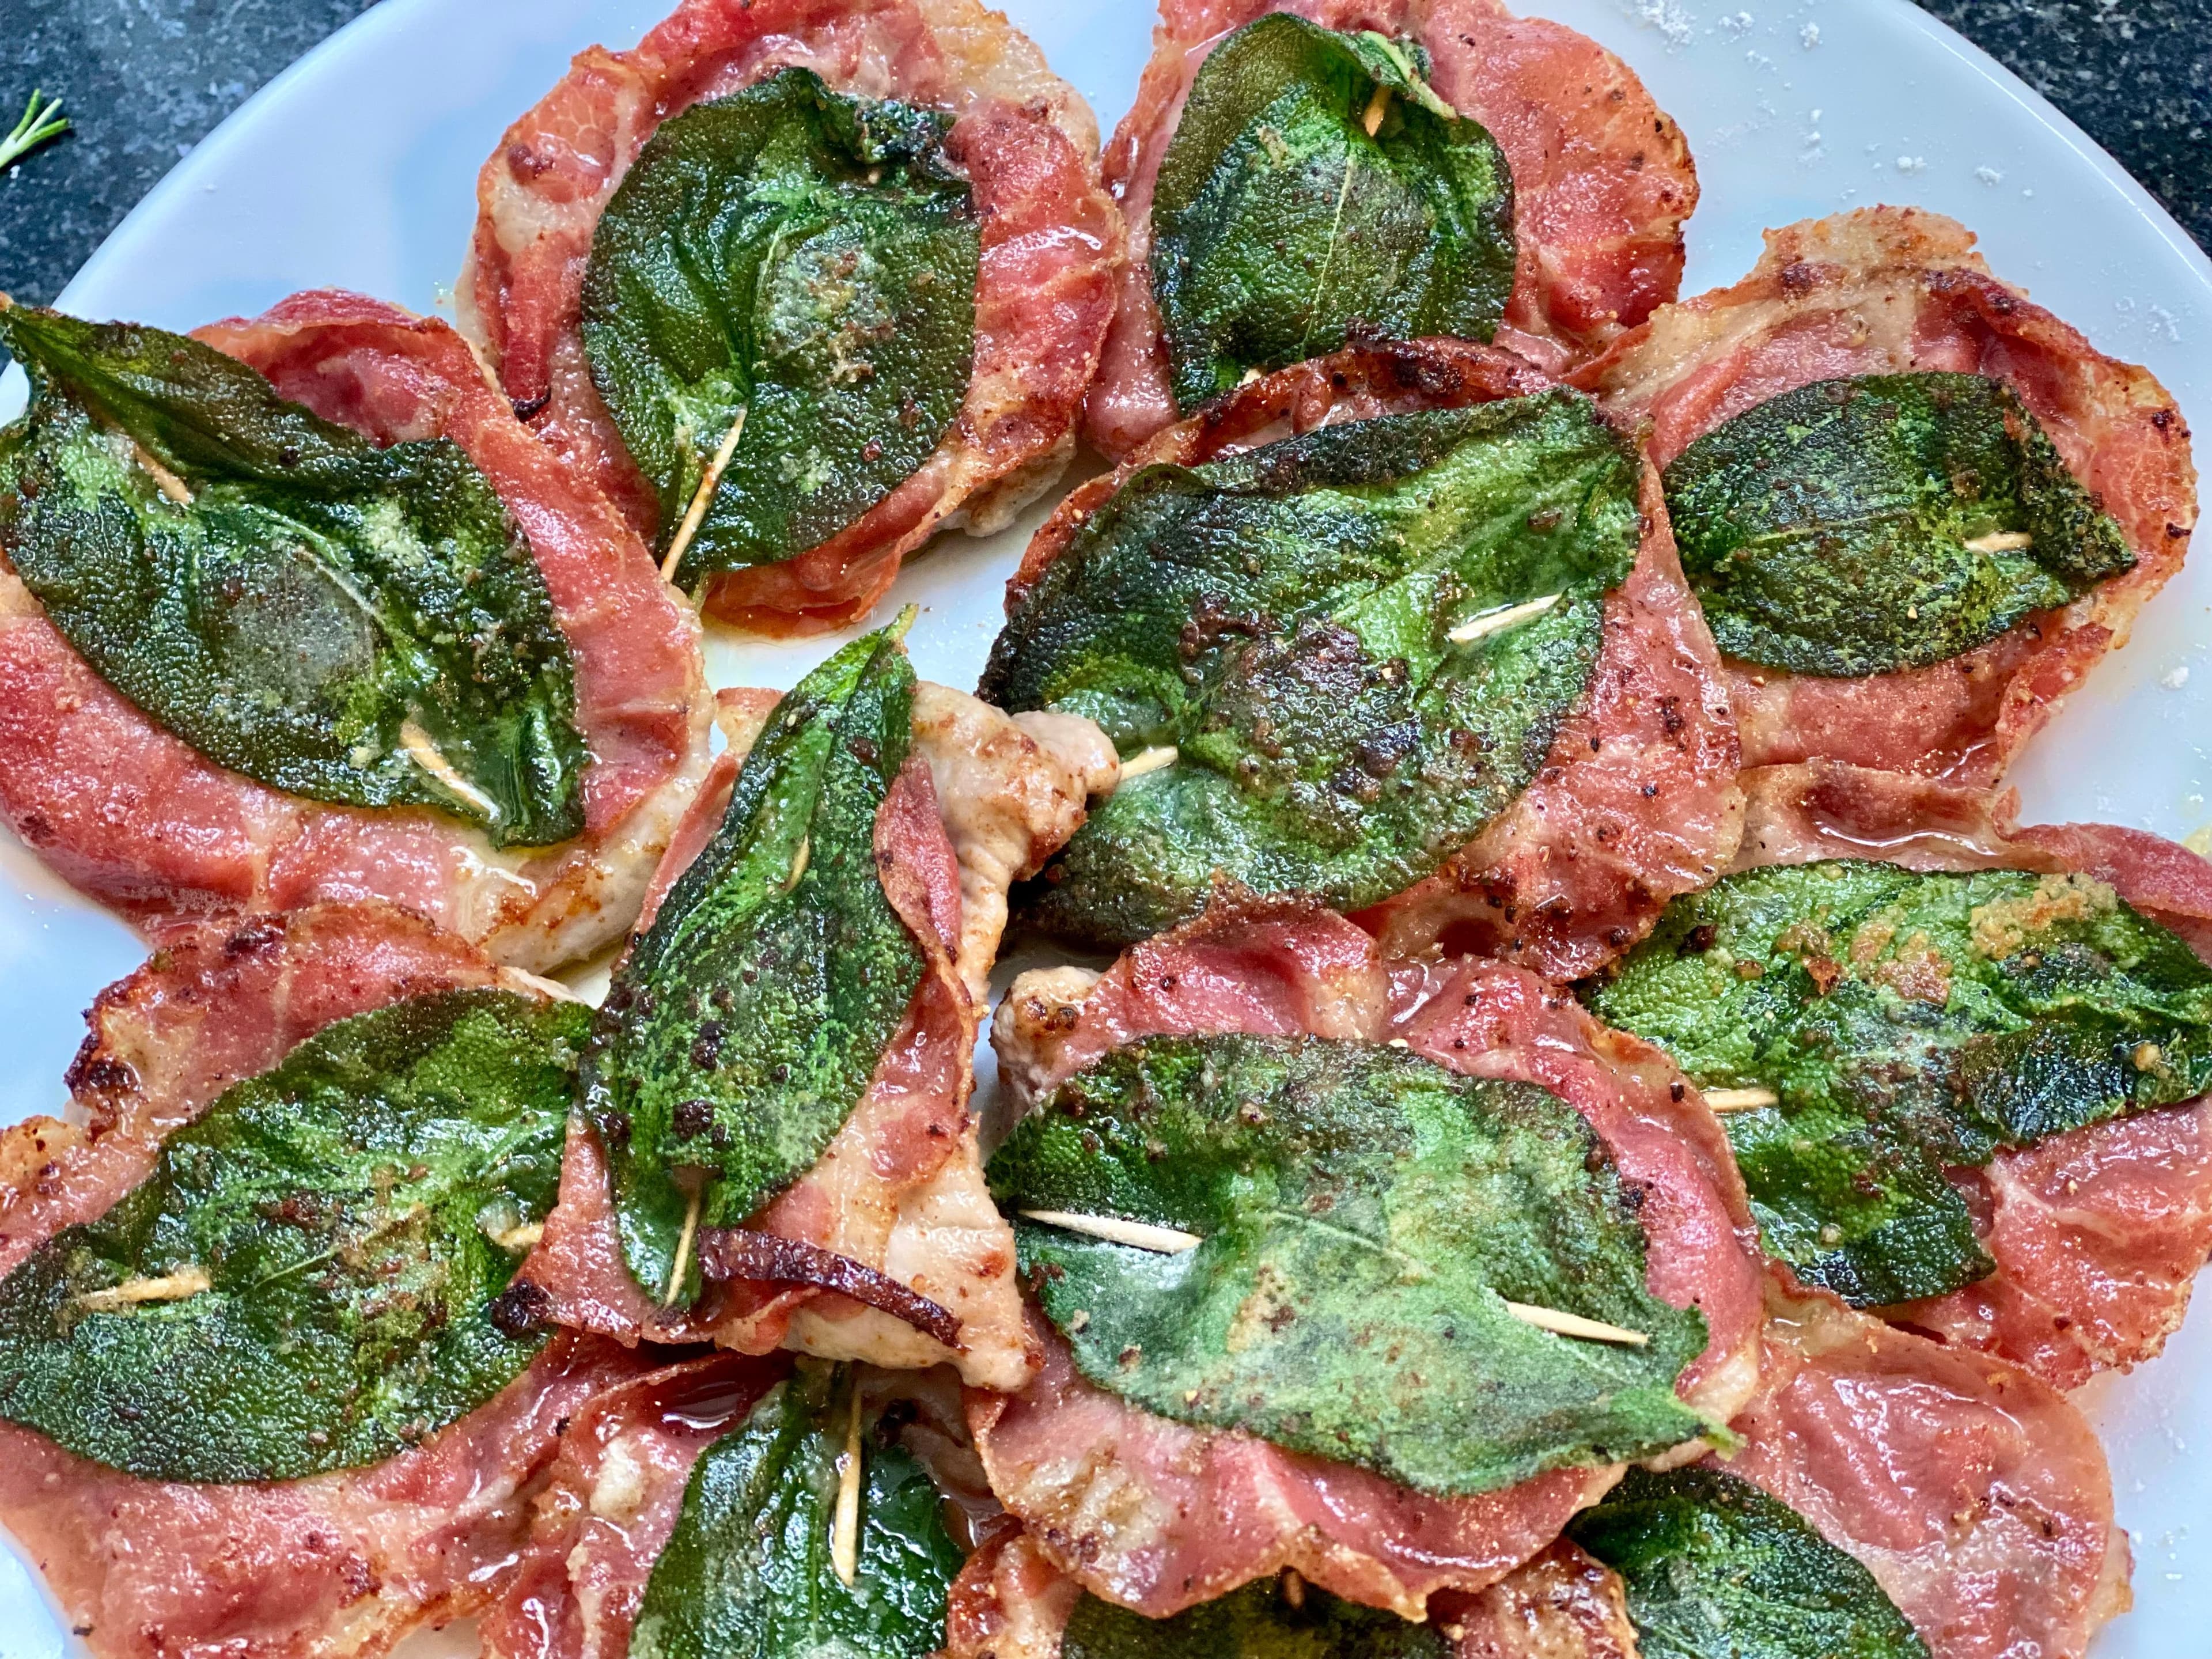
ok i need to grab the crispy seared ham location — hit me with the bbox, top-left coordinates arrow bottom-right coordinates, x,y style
460,0 -> 1124,635
1014,339 -> 1745,982
942,1528 -> 1637,1658
1730,1275 -> 2130,1659
1085,0 -> 1700,456
945,1281 -> 2129,1659
482,1356 -> 980,1659
482,1351 -> 788,1659
1731,760 -> 2212,1390
0,903 -> 650,1659
0,293 -> 714,976
517,683 -> 1113,1390
1577,208 -> 2199,786
976,897 -> 1764,1620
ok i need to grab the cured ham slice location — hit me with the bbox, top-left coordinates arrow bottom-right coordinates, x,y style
1014,339 -> 1743,982
941,1526 -> 1635,1658
976,897 -> 1764,1619
518,683 -> 1111,1391
0,901 -> 647,1659
461,0 -> 1123,635
0,901 -> 555,1282
480,1351 -> 787,1659
0,291 -> 713,975
1,1334 -> 640,1659
1085,0 -> 1699,456
1576,208 -> 2198,785
483,1359 -> 983,1659
1732,760 -> 2212,1390
1435,1541 -> 1637,1658
1727,1277 -> 2130,1659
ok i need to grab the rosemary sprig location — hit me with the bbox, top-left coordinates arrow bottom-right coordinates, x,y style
1,92 -> 69,171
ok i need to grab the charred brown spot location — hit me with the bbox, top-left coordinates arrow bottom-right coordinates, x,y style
700,1228 -> 962,1349
487,1278 -> 554,1337
223,918 -> 288,959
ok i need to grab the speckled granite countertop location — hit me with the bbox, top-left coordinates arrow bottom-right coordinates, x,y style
0,0 -> 2206,306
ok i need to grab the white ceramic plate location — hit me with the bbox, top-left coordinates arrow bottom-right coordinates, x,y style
4,1 -> 2210,1652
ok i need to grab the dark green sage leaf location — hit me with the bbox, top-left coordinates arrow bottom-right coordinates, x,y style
630,1365 -> 961,1659
1583,860 -> 2212,1305
981,393 -> 1639,949
0,988 -> 586,1482
1567,1466 -> 1930,1659
1664,373 -> 2134,676
1152,13 -> 1514,411
1061,1576 -> 1445,1658
0,305 -> 587,847
582,67 -> 979,588
585,621 -> 922,1305
988,1034 -> 1709,1498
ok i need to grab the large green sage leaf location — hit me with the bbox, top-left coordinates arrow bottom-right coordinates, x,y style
0,988 -> 586,1482
1665,373 -> 2134,676
0,305 -> 586,847
988,1034 -> 1709,1498
630,1365 -> 961,1659
1152,14 -> 1514,411
582,68 -> 978,588
1583,861 -> 2212,1305
1567,1467 -> 1930,1659
1061,1577 -> 1444,1658
585,621 -> 922,1305
980,393 -> 1639,949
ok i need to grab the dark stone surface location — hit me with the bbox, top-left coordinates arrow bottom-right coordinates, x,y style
0,0 -> 379,306
1916,0 -> 2212,255
0,0 -> 2205,306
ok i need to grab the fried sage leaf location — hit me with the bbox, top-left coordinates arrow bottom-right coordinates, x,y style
1062,1576 -> 1445,1658
582,67 -> 979,588
1568,1467 -> 1929,1659
988,1035 -> 1709,1498
1152,14 -> 1514,411
0,305 -> 586,846
631,1365 -> 961,1659
1665,373 -> 2135,677
0,988 -> 585,1482
980,393 -> 1639,949
1584,861 -> 2212,1305
585,622 -> 922,1305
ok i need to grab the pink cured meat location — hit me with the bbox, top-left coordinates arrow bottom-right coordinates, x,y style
518,749 -> 1034,1391
1732,760 -> 2212,1390
1013,339 -> 1742,980
1726,1278 -> 2131,1659
1084,0 -> 1699,457
0,291 -> 712,975
481,1352 -> 787,1659
0,1337 -> 641,1659
974,897 -> 1765,1620
0,902 -> 646,1659
461,0 -> 1123,636
1575,208 -> 2199,785
941,1525 -> 1637,1658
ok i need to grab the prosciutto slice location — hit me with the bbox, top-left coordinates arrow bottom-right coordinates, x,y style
1084,0 -> 1699,457
518,684 -> 1112,1391
461,0 -> 1123,635
941,1526 -> 1634,1658
1576,207 -> 2199,785
1731,760 -> 2212,1391
480,1351 -> 787,1659
975,897 -> 1765,1620
1727,1277 -> 2131,1659
0,902 -> 645,1659
1014,339 -> 1743,981
0,291 -> 713,975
